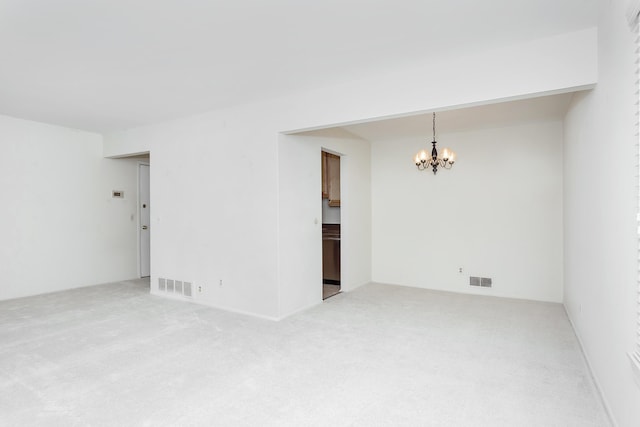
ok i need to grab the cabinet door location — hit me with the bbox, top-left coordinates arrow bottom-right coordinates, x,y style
321,151 -> 329,199
326,153 -> 340,207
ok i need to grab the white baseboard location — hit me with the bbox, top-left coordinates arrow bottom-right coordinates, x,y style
628,351 -> 640,388
563,305 -> 618,427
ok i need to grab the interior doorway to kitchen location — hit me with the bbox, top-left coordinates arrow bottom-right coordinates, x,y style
321,150 -> 341,299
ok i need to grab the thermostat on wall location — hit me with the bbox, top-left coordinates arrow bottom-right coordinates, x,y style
112,190 -> 124,198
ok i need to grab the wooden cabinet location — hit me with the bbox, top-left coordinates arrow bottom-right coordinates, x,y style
321,151 -> 340,207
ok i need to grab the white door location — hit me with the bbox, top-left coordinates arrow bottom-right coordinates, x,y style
139,164 -> 150,277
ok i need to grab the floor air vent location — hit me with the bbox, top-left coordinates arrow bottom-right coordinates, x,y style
158,277 -> 193,298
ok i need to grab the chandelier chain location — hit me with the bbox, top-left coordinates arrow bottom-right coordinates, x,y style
432,112 -> 436,141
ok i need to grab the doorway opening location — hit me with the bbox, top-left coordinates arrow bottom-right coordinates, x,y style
321,150 -> 341,299
112,152 -> 150,284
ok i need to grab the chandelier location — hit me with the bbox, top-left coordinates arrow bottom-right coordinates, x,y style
413,112 -> 456,174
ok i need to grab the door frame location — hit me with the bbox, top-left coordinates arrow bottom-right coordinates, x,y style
138,162 -> 150,278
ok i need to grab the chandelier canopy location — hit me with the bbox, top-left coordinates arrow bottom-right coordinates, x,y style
413,112 -> 456,175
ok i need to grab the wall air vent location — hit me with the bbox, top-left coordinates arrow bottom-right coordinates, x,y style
470,276 -> 492,288
157,277 -> 193,298
183,282 -> 193,297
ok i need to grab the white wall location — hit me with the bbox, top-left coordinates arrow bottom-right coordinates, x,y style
104,28 -> 596,319
278,129 -> 371,317
0,114 -> 140,300
278,28 -> 597,134
563,1 -> 640,426
104,110 -> 282,319
371,120 -> 564,302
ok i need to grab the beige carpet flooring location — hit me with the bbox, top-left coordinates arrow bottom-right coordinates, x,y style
0,279 -> 609,426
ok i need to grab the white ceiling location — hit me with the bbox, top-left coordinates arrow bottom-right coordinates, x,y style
0,0 -> 597,133
341,92 -> 576,141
